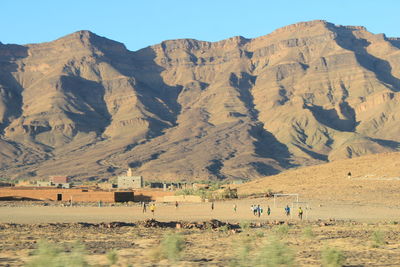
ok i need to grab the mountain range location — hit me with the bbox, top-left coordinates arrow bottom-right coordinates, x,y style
1,20 -> 399,182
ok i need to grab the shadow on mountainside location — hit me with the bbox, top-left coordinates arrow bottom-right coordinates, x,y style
330,24 -> 400,92
0,44 -> 27,134
98,44 -> 183,143
303,102 -> 359,132
388,38 -> 400,49
229,72 -> 296,170
59,75 -> 111,135
369,137 -> 400,150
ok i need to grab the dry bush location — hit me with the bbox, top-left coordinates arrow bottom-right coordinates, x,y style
25,240 -> 89,267
229,236 -> 252,267
302,226 -> 315,239
239,221 -> 251,231
273,224 -> 290,238
230,236 -> 295,267
321,247 -> 346,267
106,249 -> 118,265
150,232 -> 186,262
371,230 -> 385,248
254,237 -> 295,267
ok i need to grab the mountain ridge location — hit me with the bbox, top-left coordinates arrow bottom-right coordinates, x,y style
1,20 -> 400,182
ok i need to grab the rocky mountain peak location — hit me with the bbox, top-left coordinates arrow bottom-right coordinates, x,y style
0,21 -> 399,182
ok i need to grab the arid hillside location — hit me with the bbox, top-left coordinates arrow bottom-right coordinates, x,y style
1,20 -> 400,181
236,151 -> 400,206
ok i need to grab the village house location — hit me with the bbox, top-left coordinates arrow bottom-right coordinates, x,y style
117,168 -> 143,189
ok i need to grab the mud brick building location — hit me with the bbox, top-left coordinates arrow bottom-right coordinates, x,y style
0,188 -> 134,202
117,168 -> 143,189
50,176 -> 70,184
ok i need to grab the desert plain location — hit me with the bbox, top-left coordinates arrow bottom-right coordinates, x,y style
2,153 -> 400,266
1,153 -> 400,267
1,192 -> 399,266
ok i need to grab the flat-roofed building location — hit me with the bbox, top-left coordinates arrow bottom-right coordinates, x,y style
50,176 -> 70,184
117,168 -> 143,189
0,187 -> 134,202
37,181 -> 53,187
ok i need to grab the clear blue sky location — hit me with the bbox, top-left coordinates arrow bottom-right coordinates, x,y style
2,0 -> 399,51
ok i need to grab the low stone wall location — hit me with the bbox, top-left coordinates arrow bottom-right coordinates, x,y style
133,190 -> 174,202
0,188 -> 133,203
157,195 -> 203,203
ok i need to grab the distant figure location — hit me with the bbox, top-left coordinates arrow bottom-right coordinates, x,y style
142,202 -> 147,213
150,203 -> 155,216
267,205 -> 271,216
285,205 -> 290,217
233,204 -> 237,212
252,205 -> 258,216
211,201 -> 214,211
298,207 -> 304,220
257,205 -> 262,217
98,200 -> 102,208
347,172 -> 352,179
175,201 -> 179,209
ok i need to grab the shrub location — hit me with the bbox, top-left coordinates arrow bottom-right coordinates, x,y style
321,247 -> 346,267
106,249 -> 118,265
254,237 -> 295,267
239,221 -> 251,231
229,237 -> 252,267
273,225 -> 290,238
25,240 -> 89,267
302,226 -> 315,239
371,230 -> 385,248
265,189 -> 274,197
175,188 -> 195,196
222,188 -> 238,199
159,233 -> 185,262
254,231 -> 265,238
218,224 -> 230,233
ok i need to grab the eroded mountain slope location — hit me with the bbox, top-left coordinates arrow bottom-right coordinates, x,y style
0,20 -> 399,181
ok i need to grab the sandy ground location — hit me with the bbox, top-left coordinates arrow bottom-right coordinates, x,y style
1,215 -> 400,266
236,152 -> 400,209
1,198 -> 400,224
1,198 -> 400,266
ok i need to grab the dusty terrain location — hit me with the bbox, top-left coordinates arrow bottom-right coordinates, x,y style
1,152 -> 400,265
1,20 -> 400,181
1,203 -> 399,266
1,198 -> 400,224
236,152 -> 400,206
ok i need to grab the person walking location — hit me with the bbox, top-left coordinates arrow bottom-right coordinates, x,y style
142,202 -> 147,213
175,201 -> 179,209
267,205 -> 271,216
285,205 -> 290,217
150,203 -> 155,216
233,203 -> 237,212
211,201 -> 214,211
298,207 -> 304,220
257,205 -> 261,217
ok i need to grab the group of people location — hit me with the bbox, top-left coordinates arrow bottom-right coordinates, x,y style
250,204 -> 271,217
142,202 -> 156,216
140,201 -> 304,220
284,204 -> 304,220
248,204 -> 303,219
